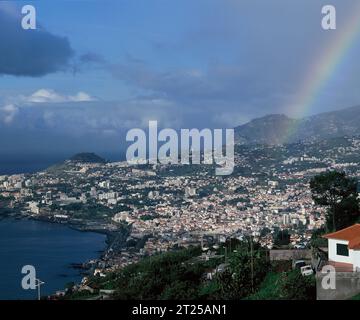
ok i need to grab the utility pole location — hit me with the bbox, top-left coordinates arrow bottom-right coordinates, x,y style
35,278 -> 45,301
250,236 -> 254,293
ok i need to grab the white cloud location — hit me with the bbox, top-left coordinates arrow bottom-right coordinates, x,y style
25,89 -> 96,103
0,89 -> 96,123
69,91 -> 94,102
0,104 -> 18,124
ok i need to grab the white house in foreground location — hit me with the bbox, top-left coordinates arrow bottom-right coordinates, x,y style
323,224 -> 360,272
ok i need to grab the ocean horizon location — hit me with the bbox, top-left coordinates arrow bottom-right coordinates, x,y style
0,152 -> 126,175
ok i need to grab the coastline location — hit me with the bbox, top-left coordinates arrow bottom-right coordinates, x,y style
0,217 -> 109,299
1,209 -> 128,249
0,211 -> 130,296
27,214 -> 131,261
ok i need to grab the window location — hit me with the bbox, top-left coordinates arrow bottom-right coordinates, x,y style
336,243 -> 349,256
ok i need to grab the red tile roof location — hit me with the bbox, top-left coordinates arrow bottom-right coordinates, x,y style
323,224 -> 360,249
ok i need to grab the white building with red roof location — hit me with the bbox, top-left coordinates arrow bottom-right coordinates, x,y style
323,224 -> 360,272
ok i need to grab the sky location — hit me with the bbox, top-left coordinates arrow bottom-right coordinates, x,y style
1,0 -> 360,156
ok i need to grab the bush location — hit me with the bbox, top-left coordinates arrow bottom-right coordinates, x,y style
281,270 -> 316,300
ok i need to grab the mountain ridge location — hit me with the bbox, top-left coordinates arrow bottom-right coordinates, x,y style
69,152 -> 107,163
234,105 -> 360,145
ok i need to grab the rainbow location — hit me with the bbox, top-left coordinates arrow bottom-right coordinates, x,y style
283,3 -> 360,142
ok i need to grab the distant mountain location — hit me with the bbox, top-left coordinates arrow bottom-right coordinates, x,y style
235,105 -> 360,145
69,153 -> 106,163
234,114 -> 298,145
45,153 -> 106,174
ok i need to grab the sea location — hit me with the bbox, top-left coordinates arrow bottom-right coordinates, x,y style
0,153 -> 125,175
0,153 -> 124,300
0,218 -> 107,300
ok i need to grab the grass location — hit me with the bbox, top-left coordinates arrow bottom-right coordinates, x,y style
350,292 -> 360,300
246,272 -> 284,300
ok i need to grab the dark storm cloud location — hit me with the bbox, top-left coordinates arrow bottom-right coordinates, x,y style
3,0 -> 360,157
105,0 -> 320,115
0,99 -> 187,154
110,61 -> 252,102
107,0 -> 360,119
0,7 -> 73,77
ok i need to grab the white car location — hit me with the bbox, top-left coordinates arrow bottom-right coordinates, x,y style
300,265 -> 314,276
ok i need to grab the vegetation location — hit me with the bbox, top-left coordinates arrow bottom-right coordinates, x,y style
214,239 -> 270,299
0,196 -> 15,216
70,153 -> 106,163
310,227 -> 328,248
280,270 -> 316,300
247,266 -> 316,300
350,292 -> 360,300
310,171 -> 360,231
273,229 -> 291,247
86,246 -> 210,300
64,239 -> 318,301
140,214 -> 160,221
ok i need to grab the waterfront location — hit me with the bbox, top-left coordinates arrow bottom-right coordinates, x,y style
0,153 -> 125,175
0,218 -> 106,300
0,154 -> 68,175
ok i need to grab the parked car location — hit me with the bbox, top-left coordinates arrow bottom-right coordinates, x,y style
300,265 -> 314,276
293,260 -> 306,270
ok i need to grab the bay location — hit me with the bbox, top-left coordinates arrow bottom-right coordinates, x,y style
0,218 -> 106,300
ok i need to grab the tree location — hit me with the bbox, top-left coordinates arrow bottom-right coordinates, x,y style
260,227 -> 271,237
310,227 -> 328,248
281,270 -> 316,300
273,229 -> 290,246
310,171 -> 359,231
216,239 -> 270,299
